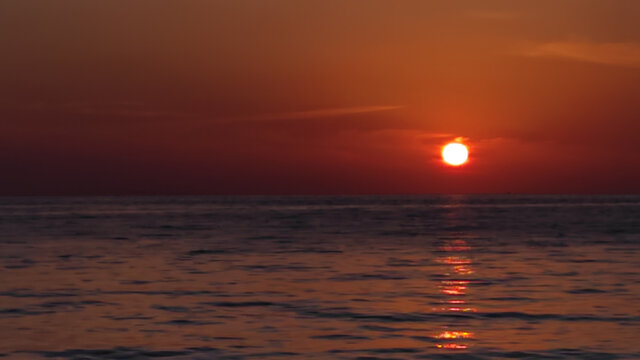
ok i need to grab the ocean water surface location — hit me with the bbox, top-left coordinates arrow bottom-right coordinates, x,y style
0,195 -> 639,359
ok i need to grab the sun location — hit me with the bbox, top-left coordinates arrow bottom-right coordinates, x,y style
442,142 -> 469,166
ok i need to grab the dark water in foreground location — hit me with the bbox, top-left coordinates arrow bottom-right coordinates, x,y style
0,195 -> 639,359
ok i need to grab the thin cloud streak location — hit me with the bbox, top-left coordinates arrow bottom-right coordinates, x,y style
5,102 -> 404,124
521,41 -> 640,68
465,10 -> 519,20
223,105 -> 404,122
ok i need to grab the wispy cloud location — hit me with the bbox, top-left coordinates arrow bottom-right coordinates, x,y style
465,10 -> 519,21
9,102 -> 403,123
521,41 -> 640,68
225,105 -> 404,122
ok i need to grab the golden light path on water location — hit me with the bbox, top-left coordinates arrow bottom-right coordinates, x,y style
434,238 -> 476,351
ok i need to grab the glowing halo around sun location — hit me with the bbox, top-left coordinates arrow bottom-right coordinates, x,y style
442,142 -> 469,166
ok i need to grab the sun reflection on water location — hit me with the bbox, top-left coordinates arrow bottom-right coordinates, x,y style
436,331 -> 473,339
434,238 -> 476,350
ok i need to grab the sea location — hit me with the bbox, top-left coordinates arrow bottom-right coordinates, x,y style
0,195 -> 639,359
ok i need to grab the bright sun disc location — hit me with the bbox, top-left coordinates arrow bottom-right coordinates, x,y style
442,143 -> 469,166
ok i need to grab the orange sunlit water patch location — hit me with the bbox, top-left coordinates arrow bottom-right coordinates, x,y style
440,239 -> 471,252
436,343 -> 469,349
441,280 -> 470,285
441,257 -> 471,265
436,331 -> 474,339
441,285 -> 467,295
440,306 -> 477,312
454,265 -> 473,274
441,245 -> 471,252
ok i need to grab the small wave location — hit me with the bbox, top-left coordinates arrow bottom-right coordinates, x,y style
275,248 -> 343,254
484,296 -> 534,302
151,305 -> 191,313
239,264 -> 323,272
243,351 -> 300,357
186,249 -> 232,256
103,315 -> 153,321
465,348 -> 638,359
104,290 -> 217,296
201,301 -> 280,308
15,346 -> 640,360
359,325 -> 408,332
476,311 -> 640,322
37,300 -> 113,309
297,307 -> 640,324
120,280 -> 152,285
310,334 -> 370,340
0,308 -> 54,316
330,273 -> 408,281
26,347 -> 215,359
158,319 -> 215,326
566,288 -> 607,294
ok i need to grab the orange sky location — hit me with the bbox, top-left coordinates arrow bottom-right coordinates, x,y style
1,0 -> 639,195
